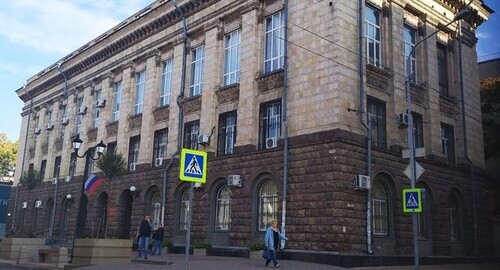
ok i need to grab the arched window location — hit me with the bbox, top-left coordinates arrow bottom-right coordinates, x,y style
215,185 -> 231,230
372,182 -> 389,235
258,180 -> 278,231
179,188 -> 189,230
448,194 -> 460,240
62,199 -> 72,230
148,190 -> 161,230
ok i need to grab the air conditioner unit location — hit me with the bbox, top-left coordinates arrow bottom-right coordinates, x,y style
397,113 -> 409,127
95,99 -> 106,108
22,202 -> 28,209
353,175 -> 371,190
52,178 -> 58,185
61,117 -> 69,126
198,134 -> 209,146
77,106 -> 87,115
65,176 -> 72,182
129,163 -> 136,171
46,123 -> 54,130
34,128 -> 41,135
155,157 -> 163,167
35,200 -> 43,208
266,137 -> 277,149
228,175 -> 242,187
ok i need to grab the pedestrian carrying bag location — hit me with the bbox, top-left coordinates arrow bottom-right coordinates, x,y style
262,250 -> 270,259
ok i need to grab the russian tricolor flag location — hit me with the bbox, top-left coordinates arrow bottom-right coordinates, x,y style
84,174 -> 104,194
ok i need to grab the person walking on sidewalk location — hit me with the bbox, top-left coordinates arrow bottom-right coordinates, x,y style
264,219 -> 288,268
135,216 -> 152,260
151,225 -> 165,256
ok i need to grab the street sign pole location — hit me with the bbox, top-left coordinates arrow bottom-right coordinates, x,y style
185,182 -> 194,270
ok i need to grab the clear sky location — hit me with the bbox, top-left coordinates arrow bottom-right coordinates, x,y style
0,0 -> 499,143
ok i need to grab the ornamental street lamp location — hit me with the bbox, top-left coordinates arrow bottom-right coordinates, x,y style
71,136 -> 106,237
405,8 -> 469,270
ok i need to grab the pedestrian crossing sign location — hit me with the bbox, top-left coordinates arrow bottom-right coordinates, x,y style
403,188 -> 422,213
179,148 -> 207,183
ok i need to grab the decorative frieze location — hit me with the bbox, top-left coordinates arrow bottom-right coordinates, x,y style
182,96 -> 202,114
439,96 -> 457,118
257,70 -> 284,93
153,106 -> 170,122
106,121 -> 119,136
87,128 -> 98,142
410,83 -> 427,106
128,114 -> 143,130
54,138 -> 63,151
366,64 -> 393,93
216,84 -> 240,104
41,143 -> 49,155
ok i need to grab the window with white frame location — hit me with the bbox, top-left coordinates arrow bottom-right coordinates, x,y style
365,5 -> 382,67
134,71 -> 146,114
75,97 -> 84,135
153,128 -> 168,166
441,123 -> 455,165
224,30 -> 241,85
215,185 -> 231,230
258,180 -> 278,231
184,120 -> 200,150
437,43 -> 449,96
160,59 -> 173,106
85,148 -> 95,174
218,111 -> 237,155
128,136 -> 140,169
112,81 -> 122,121
372,182 -> 389,235
261,100 -> 281,149
68,152 -> 77,177
45,110 -> 52,145
412,112 -> 424,148
148,190 -> 161,230
190,46 -> 204,96
60,105 -> 67,138
448,194 -> 460,240
179,188 -> 189,230
404,25 -> 417,80
53,156 -> 61,178
93,90 -> 102,128
367,97 -> 386,148
264,11 -> 285,73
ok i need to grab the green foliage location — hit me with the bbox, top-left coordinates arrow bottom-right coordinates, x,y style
192,241 -> 212,250
95,151 -> 127,181
164,240 -> 173,249
19,169 -> 42,191
0,134 -> 17,175
249,242 -> 266,251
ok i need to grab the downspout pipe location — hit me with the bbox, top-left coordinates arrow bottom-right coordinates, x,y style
358,0 -> 373,254
458,19 -> 478,255
13,83 -> 32,231
281,0 -> 289,238
161,0 -> 187,228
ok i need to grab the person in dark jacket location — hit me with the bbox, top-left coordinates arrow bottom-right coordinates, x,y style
135,216 -> 152,260
151,226 -> 165,255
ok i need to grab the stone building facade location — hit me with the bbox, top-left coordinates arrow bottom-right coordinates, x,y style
10,0 -> 495,258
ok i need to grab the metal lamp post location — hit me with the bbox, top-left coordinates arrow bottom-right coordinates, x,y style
405,8 -> 469,270
71,136 -> 106,237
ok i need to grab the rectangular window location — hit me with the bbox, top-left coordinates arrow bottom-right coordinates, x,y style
153,128 -> 168,166
107,141 -> 117,154
190,46 -> 204,96
113,81 -> 122,121
404,25 -> 417,79
68,153 -> 77,177
441,123 -> 455,165
261,100 -> 281,149
93,90 -> 102,128
367,97 -> 386,148
184,120 -> 200,150
264,11 -> 285,73
85,149 -> 95,175
365,5 -> 382,67
76,97 -> 84,135
224,30 -> 241,85
60,105 -> 67,139
160,59 -> 173,106
40,160 -> 47,180
437,43 -> 449,96
53,156 -> 61,178
218,111 -> 237,155
128,136 -> 141,169
134,71 -> 146,114
45,110 -> 52,145
412,112 -> 424,148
